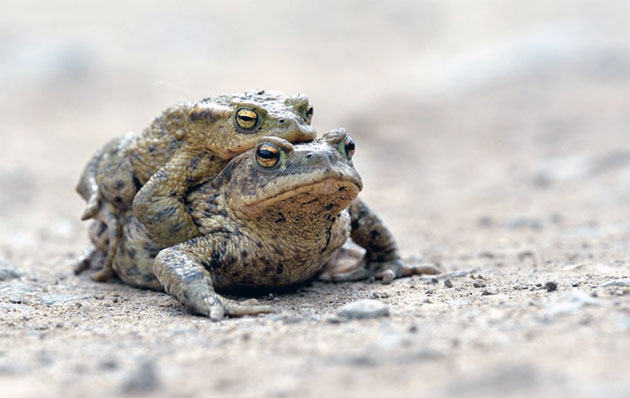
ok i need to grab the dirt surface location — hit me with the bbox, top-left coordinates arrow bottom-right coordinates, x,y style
1,1 -> 630,397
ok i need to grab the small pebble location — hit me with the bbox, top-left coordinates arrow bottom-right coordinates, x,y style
473,281 -> 487,288
444,279 -> 453,288
603,279 -> 630,287
545,281 -> 558,292
336,299 -> 389,320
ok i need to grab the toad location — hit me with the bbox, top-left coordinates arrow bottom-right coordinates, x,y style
83,129 -> 432,320
75,90 -> 316,280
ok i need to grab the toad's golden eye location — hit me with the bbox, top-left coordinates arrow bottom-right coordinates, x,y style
235,108 -> 260,131
342,136 -> 355,159
256,143 -> 280,168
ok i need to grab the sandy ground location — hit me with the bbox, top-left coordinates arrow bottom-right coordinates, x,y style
1,1 -> 630,397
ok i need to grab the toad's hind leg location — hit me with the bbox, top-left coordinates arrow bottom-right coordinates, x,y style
91,203 -> 122,282
154,243 -> 277,321
331,199 -> 440,284
74,245 -> 107,275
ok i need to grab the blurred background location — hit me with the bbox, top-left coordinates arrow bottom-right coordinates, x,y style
2,2 -> 630,397
2,0 -> 630,259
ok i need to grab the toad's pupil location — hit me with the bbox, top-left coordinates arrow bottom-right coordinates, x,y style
258,148 -> 277,159
239,115 -> 255,121
345,139 -> 355,152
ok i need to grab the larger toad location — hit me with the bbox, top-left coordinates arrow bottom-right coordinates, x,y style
84,129 -> 431,320
75,90 -> 316,280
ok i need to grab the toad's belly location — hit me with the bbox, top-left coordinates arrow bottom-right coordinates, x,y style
211,213 -> 351,290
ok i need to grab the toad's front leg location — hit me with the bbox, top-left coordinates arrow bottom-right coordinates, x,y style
133,150 -> 226,247
153,240 -> 277,321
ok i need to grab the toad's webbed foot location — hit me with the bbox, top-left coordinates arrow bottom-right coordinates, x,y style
154,245 -> 277,321
322,257 -> 440,284
329,198 -> 440,284
81,192 -> 102,221
369,259 -> 441,284
186,296 -> 277,321
73,246 -> 107,275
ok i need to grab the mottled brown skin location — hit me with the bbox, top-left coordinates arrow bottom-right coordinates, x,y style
75,90 -> 316,280
82,129 -> 425,320
80,130 -> 428,320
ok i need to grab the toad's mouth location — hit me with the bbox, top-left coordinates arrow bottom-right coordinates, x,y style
241,177 -> 362,218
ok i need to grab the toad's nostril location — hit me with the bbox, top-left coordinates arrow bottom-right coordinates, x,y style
306,153 -> 313,159
279,119 -> 285,124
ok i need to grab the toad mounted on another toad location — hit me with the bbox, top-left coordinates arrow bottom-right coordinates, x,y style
75,90 -> 316,281
83,130 -> 431,320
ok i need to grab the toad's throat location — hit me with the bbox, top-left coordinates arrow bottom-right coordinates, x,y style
242,178 -> 361,218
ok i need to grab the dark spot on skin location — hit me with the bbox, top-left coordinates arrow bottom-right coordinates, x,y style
256,241 -> 263,249
276,264 -> 284,275
148,145 -> 156,153
208,250 -> 223,270
338,187 -> 346,192
169,222 -> 184,234
157,206 -> 177,220
183,271 -> 204,284
185,176 -> 195,185
127,247 -> 136,259
208,228 -> 232,236
109,148 -> 118,156
190,110 -> 219,123
263,263 -> 273,274
274,246 -> 284,256
221,165 -> 232,181
170,190 -> 178,197
114,196 -> 123,203
240,250 -> 248,260
190,156 -> 201,170
302,197 -> 319,205
320,226 -> 332,254
143,243 -> 161,258
115,180 -> 126,190
275,212 -> 286,223
325,203 -> 334,211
